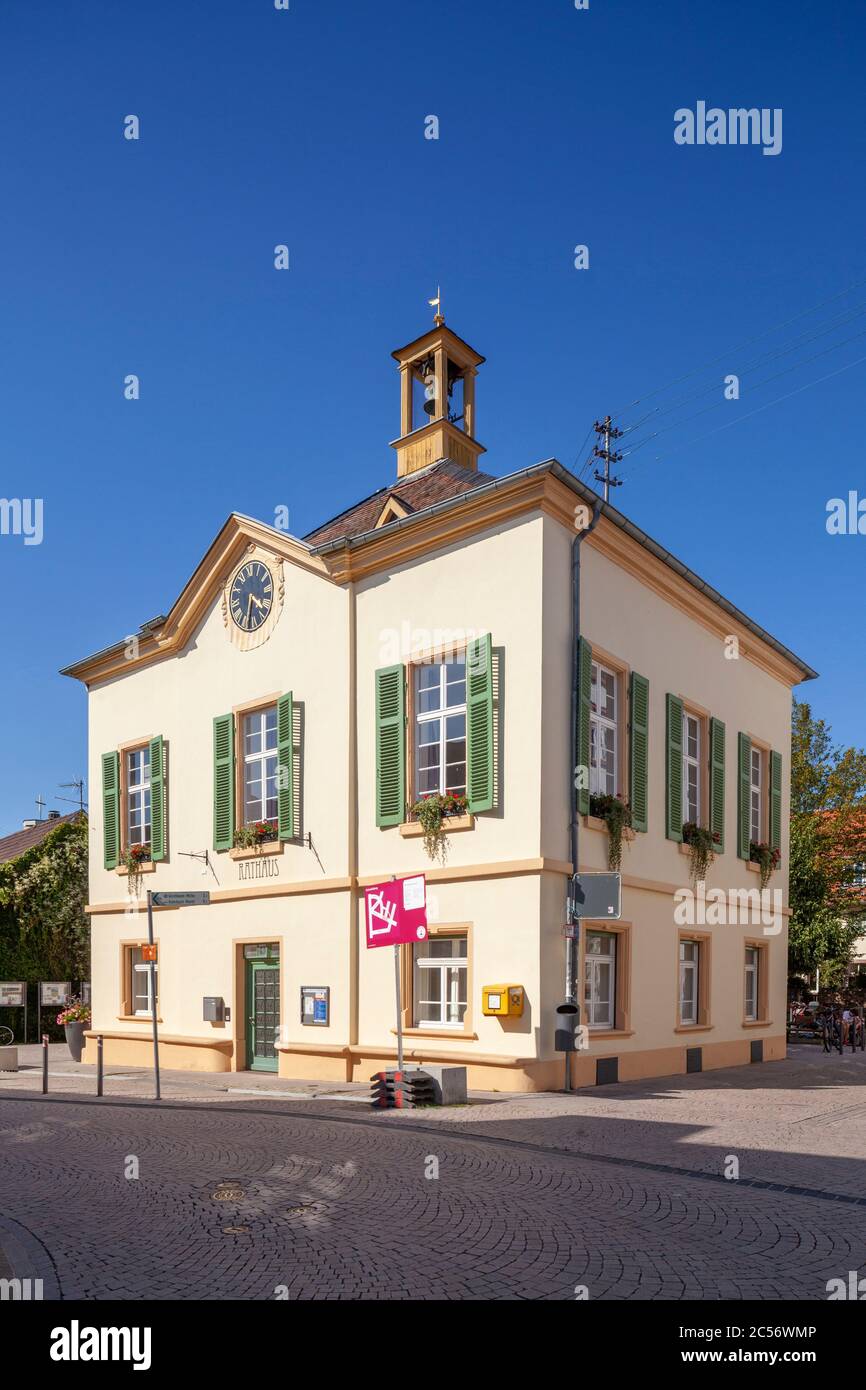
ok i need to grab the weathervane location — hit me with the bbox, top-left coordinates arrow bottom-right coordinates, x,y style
428,286 -> 444,326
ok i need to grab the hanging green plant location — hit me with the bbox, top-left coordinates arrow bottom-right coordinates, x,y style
120,842 -> 150,893
750,840 -> 780,889
589,793 -> 631,872
410,793 -> 469,860
682,822 -> 719,885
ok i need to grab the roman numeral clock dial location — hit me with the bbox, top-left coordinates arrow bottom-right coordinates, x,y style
229,561 -> 274,631
222,552 -> 283,650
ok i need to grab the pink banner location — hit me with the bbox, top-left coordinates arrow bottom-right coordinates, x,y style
364,875 -> 428,948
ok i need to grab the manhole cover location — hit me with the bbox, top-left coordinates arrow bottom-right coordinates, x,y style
285,1202 -> 324,1217
211,1180 -> 246,1201
222,1225 -> 251,1236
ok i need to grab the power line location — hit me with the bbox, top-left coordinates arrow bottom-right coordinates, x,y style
631,350 -> 866,471
608,273 -> 866,418
621,322 -> 866,460
617,299 -> 866,439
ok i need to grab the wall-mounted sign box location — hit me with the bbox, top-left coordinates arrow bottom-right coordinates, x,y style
39,982 -> 70,1006
301,986 -> 330,1027
0,983 -> 25,1007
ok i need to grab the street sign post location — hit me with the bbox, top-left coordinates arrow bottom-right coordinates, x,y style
151,891 -> 211,908
146,890 -> 211,1100
364,876 -> 428,1073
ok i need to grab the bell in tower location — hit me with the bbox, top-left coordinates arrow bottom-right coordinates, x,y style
390,305 -> 486,479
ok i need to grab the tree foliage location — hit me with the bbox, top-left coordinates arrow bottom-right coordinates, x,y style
789,702 -> 866,982
0,816 -> 89,1035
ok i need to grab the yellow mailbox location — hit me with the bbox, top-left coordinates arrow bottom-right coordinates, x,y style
482,984 -> 525,1018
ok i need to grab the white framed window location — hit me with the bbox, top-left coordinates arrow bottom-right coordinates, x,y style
243,706 -> 278,826
745,946 -> 759,1022
750,747 -> 763,843
413,934 -> 468,1028
584,931 -> 616,1028
590,661 -> 617,797
126,747 -> 151,847
682,713 -> 701,826
130,947 -> 157,1017
679,939 -> 700,1024
415,660 -> 467,798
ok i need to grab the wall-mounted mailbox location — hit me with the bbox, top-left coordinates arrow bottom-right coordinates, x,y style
203,996 -> 225,1023
482,984 -> 524,1018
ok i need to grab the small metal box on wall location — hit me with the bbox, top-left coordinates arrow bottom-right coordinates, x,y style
203,996 -> 225,1023
482,984 -> 524,1017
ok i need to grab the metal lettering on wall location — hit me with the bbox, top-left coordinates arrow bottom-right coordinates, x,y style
238,859 -> 281,882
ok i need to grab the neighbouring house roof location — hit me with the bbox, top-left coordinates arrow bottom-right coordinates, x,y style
304,458 -> 497,546
0,812 -> 82,865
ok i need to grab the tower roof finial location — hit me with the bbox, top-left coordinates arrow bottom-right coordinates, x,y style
428,285 -> 444,326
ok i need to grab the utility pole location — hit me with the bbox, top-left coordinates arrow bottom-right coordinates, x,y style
592,416 -> 623,502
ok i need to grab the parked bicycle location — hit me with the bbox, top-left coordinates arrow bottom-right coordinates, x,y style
0,1025 -> 13,1047
819,1006 -> 844,1055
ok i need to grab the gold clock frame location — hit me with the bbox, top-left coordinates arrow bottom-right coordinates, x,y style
221,545 -> 285,652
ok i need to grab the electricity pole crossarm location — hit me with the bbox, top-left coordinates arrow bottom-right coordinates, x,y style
592,415 -> 624,501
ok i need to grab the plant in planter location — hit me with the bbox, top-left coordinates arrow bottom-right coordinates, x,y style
410,792 -> 469,861
57,997 -> 91,1063
233,820 -> 278,850
120,842 -> 150,892
682,822 -> 720,885
589,793 -> 632,872
750,840 -> 781,889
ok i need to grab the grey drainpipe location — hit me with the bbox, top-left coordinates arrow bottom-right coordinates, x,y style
565,500 -> 602,1023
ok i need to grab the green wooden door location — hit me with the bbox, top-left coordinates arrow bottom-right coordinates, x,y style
246,956 -> 280,1072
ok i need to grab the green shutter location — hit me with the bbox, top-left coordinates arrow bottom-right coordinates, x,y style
467,634 -> 494,813
277,691 -> 294,841
577,637 -> 592,817
102,750 -> 120,870
149,735 -> 166,861
629,672 -> 649,833
737,732 -> 752,859
665,693 -> 684,841
376,665 -> 405,827
213,714 -> 235,851
709,718 -> 725,853
769,749 -> 782,854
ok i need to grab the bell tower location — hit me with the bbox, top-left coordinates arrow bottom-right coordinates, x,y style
390,315 -> 486,479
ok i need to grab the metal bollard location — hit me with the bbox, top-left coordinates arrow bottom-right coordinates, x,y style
97,1034 -> 103,1097
41,1034 -> 49,1094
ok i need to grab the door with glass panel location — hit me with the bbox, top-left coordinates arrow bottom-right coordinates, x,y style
245,945 -> 280,1071
584,931 -> 616,1029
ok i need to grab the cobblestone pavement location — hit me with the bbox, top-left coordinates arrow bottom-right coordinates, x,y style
1,1047 -> 865,1300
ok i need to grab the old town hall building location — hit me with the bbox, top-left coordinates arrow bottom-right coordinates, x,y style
63,316 -> 815,1090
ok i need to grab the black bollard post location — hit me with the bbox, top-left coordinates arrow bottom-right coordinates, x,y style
41,1034 -> 48,1094
97,1034 -> 103,1097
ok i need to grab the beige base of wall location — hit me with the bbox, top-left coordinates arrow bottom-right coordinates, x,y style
83,1031 -> 234,1072
82,1032 -> 786,1089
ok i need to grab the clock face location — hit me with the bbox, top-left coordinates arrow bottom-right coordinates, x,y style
229,560 -> 274,632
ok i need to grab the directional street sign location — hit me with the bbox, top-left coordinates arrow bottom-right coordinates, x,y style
151,891 -> 211,908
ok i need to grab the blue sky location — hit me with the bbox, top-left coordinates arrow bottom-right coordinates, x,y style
1,0 -> 864,836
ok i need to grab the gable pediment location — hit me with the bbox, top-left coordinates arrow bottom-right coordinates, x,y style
62,514 -> 333,686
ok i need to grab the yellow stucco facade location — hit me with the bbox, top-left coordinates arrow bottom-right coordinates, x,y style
65,325 -> 813,1092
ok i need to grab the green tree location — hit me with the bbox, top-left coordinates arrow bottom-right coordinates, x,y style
789,701 -> 866,985
0,816 -> 89,1038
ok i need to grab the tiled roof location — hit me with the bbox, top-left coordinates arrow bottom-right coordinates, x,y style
304,458 -> 496,546
0,812 -> 82,864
